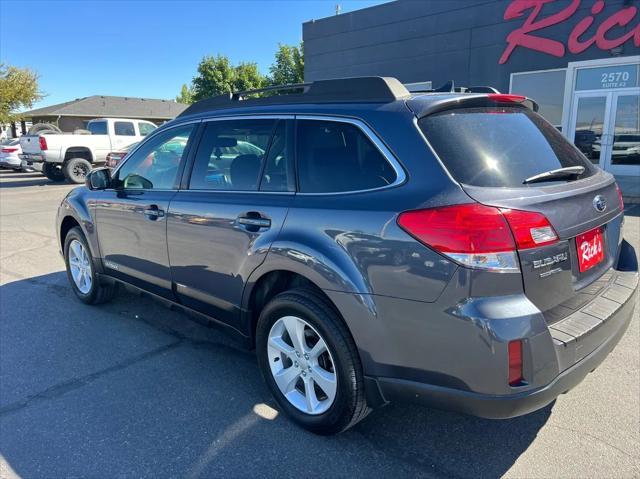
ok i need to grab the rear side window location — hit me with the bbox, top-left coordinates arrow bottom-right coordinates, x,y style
297,120 -> 397,193
138,122 -> 156,136
114,121 -> 135,136
87,121 -> 107,135
419,107 -> 595,187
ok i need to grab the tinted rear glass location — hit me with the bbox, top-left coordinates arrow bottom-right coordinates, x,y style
297,120 -> 397,193
419,107 -> 595,187
87,121 -> 107,135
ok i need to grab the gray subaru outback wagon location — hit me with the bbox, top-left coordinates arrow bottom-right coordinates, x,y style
57,77 -> 638,434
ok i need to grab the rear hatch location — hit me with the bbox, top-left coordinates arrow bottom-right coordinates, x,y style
412,100 -> 624,323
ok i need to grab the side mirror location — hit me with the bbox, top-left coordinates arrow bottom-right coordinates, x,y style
85,167 -> 111,190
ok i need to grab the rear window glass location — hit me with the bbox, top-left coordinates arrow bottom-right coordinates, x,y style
114,121 -> 135,136
87,121 -> 107,135
419,107 -> 595,187
297,120 -> 397,193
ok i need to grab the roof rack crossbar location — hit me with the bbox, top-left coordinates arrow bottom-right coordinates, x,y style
178,76 -> 411,118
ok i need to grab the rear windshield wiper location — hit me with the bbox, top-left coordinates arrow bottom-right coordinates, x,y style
523,166 -> 585,185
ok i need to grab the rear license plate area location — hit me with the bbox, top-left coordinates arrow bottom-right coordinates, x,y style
576,227 -> 604,273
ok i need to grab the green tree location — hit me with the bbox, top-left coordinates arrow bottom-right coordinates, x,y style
191,54 -> 236,102
175,83 -> 193,104
268,43 -> 304,86
0,63 -> 43,124
234,62 -> 265,92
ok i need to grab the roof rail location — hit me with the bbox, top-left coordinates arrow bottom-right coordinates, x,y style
178,76 -> 411,117
232,83 -> 310,100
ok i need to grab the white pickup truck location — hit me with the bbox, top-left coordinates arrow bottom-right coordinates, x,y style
20,118 -> 157,183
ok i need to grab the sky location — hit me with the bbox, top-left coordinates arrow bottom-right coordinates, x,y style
0,0 -> 387,110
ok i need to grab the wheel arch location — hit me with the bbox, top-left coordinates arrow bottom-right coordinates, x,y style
64,146 -> 94,162
57,189 -> 101,266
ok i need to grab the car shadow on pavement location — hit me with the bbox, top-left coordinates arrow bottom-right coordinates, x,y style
0,176 -> 62,188
0,271 -> 551,478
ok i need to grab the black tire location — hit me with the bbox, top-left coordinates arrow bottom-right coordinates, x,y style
63,158 -> 92,184
256,288 -> 369,435
63,226 -> 117,305
42,162 -> 66,182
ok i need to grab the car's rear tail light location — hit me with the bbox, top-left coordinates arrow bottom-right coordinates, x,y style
500,209 -> 558,249
397,204 -> 559,271
508,340 -> 524,386
397,204 -> 519,271
615,183 -> 624,211
487,93 -> 526,104
1,147 -> 18,153
38,136 -> 48,151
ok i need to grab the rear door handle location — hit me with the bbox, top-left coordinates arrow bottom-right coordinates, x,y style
237,214 -> 271,229
144,205 -> 165,220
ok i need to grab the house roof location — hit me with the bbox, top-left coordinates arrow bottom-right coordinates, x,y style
22,95 -> 188,120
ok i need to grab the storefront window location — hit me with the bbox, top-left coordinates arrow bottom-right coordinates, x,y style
511,69 -> 566,128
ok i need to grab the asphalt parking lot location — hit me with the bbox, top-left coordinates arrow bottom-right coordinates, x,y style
0,168 -> 638,478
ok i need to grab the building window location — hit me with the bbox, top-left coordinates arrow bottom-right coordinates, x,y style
510,69 -> 566,128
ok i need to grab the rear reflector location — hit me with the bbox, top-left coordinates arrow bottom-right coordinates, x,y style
615,183 -> 624,211
1,148 -> 18,153
508,340 -> 523,386
397,204 -> 559,271
39,136 -> 48,151
487,93 -> 526,104
501,209 -> 558,249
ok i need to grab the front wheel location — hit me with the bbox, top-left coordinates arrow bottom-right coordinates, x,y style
256,289 -> 369,435
42,162 -> 66,182
64,227 -> 117,304
63,158 -> 92,184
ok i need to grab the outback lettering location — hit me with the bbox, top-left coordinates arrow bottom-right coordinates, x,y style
500,0 -> 640,64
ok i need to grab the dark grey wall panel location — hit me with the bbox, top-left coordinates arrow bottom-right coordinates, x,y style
303,0 -> 638,87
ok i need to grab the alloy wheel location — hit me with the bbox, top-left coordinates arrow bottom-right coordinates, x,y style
68,239 -> 92,294
267,315 -> 337,415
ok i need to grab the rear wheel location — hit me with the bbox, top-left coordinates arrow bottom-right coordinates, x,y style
256,289 -> 369,435
42,162 -> 66,182
63,158 -> 92,184
64,227 -> 117,304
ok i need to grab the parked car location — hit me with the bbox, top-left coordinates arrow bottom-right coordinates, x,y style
57,77 -> 638,435
0,139 -> 23,170
593,134 -> 640,165
20,118 -> 157,183
105,142 -> 139,168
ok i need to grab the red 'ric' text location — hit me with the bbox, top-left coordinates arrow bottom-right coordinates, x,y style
500,0 -> 640,64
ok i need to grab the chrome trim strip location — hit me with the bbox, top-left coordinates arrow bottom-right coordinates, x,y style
294,114 -> 407,196
176,189 -> 295,196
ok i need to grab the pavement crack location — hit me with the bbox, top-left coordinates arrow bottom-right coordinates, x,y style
0,340 -> 182,418
549,424 -> 639,459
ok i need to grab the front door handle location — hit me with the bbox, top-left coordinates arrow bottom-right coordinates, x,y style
144,205 -> 165,221
237,214 -> 271,229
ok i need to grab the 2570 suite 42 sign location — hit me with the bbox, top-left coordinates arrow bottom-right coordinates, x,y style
500,0 -> 640,64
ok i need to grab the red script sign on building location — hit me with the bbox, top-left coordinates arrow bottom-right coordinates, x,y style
500,0 -> 640,64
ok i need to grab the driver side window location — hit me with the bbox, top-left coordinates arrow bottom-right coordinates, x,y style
115,125 -> 194,190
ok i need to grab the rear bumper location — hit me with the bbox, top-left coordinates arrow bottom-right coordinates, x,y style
375,274 -> 636,418
20,158 -> 43,172
368,237 -> 637,419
